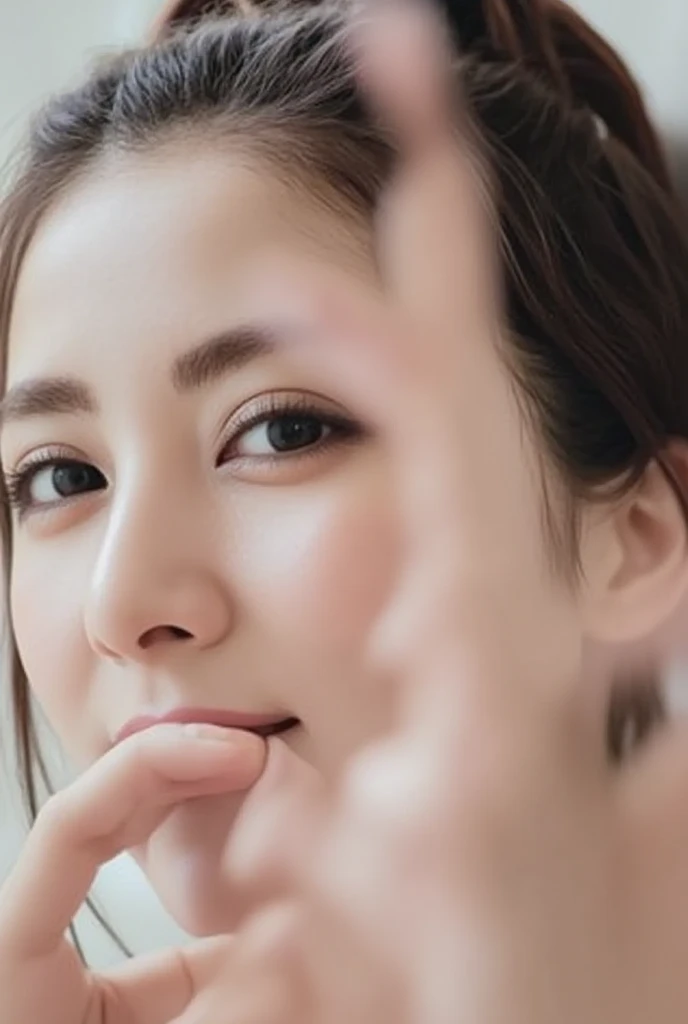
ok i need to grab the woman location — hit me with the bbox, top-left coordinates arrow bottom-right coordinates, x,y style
1,0 -> 688,1020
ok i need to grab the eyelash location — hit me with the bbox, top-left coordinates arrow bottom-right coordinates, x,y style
218,393 -> 363,466
3,395 -> 364,519
3,447 -> 82,519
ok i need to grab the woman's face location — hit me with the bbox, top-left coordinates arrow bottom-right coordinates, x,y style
3,142 -> 584,934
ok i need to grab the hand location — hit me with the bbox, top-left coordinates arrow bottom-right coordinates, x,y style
190,2 -> 688,1022
0,724 -> 265,1024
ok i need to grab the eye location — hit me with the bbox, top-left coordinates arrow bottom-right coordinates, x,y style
219,394 -> 364,466
236,413 -> 333,457
5,456 -> 107,517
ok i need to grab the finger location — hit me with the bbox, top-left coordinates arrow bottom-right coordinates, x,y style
220,903 -> 307,1024
0,724 -> 265,958
352,0 -> 455,155
351,5 -> 581,746
97,936 -> 234,1024
171,903 -> 307,1024
351,1 -> 536,585
226,738 -> 325,910
354,0 -> 500,338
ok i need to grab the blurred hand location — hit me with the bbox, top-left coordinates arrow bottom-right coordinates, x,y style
176,2 -> 688,1022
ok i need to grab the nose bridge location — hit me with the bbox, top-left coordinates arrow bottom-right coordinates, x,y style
85,462 -> 232,660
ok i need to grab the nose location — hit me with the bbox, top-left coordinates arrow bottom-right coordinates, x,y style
85,483 -> 233,663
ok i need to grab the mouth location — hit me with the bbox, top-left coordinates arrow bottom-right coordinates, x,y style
114,709 -> 301,746
241,717 -> 300,738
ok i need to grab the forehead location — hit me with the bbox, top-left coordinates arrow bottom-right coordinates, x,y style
7,142 -> 373,385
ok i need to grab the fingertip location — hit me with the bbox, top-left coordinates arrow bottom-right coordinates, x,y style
221,729 -> 269,789
351,0 -> 455,153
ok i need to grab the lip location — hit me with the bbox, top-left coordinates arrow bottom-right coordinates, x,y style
114,708 -> 300,745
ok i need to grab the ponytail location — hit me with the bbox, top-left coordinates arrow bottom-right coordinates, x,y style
446,0 -> 673,193
548,1 -> 672,192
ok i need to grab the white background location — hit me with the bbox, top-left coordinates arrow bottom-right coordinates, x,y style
0,0 -> 686,964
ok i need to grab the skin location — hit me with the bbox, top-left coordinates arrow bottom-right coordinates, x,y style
3,0 -> 688,953
157,10 -> 688,1022
2,4 -> 688,1022
3,146 -> 399,934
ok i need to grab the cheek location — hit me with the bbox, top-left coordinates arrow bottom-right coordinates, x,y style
232,462 -> 400,655
10,541 -> 97,760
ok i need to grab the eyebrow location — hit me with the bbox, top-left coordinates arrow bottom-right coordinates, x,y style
0,327 -> 275,428
171,327 -> 273,391
0,377 -> 96,426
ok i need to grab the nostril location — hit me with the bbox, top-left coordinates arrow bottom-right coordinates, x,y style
139,624 -> 194,649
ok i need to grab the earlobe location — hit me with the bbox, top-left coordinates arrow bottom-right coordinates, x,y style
581,445 -> 688,645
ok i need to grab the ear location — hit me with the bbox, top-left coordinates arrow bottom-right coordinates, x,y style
579,444 -> 688,645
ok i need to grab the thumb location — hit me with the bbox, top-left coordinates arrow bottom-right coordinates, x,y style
95,935 -> 233,1024
225,738 -> 325,910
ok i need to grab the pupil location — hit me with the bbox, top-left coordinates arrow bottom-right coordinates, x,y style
267,415 -> 323,452
53,464 -> 97,497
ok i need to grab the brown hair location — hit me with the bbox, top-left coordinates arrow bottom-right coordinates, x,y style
2,0 -> 687,957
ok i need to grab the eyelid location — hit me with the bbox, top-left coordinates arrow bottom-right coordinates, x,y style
5,443 -> 89,479
224,390 -> 353,432
6,443 -> 74,477
3,445 -> 104,519
218,390 -> 363,454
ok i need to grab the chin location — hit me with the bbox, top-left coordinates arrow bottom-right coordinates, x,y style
135,791 -> 253,936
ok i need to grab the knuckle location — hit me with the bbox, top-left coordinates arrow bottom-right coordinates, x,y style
341,734 -> 522,868
342,743 -> 432,843
35,789 -> 80,844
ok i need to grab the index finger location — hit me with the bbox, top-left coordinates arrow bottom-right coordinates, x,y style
352,0 -> 530,568
0,725 -> 264,958
354,0 -> 500,337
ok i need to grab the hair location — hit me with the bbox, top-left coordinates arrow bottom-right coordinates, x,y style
1,0 -> 686,959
